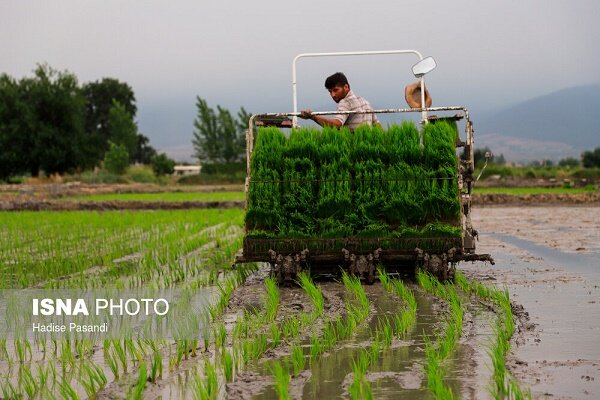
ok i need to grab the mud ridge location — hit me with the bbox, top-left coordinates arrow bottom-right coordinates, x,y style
471,192 -> 600,206
0,200 -> 244,211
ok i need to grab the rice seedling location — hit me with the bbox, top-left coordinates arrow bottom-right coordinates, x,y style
264,276 -> 280,321
112,339 -> 128,374
18,364 -> 37,398
36,362 -> 52,396
290,344 -> 306,377
348,350 -> 373,400
266,322 -> 280,348
57,377 -> 79,400
0,338 -> 8,361
249,334 -> 269,361
334,314 -> 350,340
369,331 -> 381,365
342,272 -> 370,320
222,348 -> 235,382
103,340 -> 119,378
214,322 -> 227,351
282,316 -> 300,339
193,360 -> 219,400
1,380 -> 19,400
149,346 -> 163,382
508,376 -> 532,400
14,338 -> 32,363
296,271 -> 324,319
310,333 -> 322,360
78,360 -> 107,399
130,361 -> 147,400
489,321 -> 510,396
59,340 -> 76,375
270,360 -> 291,400
379,316 -> 393,349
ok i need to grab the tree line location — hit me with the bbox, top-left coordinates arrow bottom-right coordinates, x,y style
475,146 -> 600,168
0,64 -> 173,181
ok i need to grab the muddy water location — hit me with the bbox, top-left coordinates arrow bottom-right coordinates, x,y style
463,207 -> 600,400
245,284 -> 495,400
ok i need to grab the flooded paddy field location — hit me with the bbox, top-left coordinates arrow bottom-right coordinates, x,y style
0,204 -> 597,399
467,206 -> 600,399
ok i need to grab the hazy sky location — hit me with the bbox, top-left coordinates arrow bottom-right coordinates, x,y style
2,0 -> 599,152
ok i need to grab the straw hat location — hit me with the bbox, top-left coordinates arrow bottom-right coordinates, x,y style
404,81 -> 432,108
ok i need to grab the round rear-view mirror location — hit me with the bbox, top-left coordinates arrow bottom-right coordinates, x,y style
412,56 -> 437,78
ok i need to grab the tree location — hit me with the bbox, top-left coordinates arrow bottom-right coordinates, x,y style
133,134 -> 157,164
151,153 -> 175,176
582,147 -> 600,168
107,100 -> 138,157
192,97 -> 249,164
558,157 -> 580,167
103,141 -> 129,175
81,78 -> 136,167
9,65 -> 85,177
0,74 -> 29,180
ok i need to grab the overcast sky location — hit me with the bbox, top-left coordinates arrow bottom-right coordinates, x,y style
2,0 -> 599,152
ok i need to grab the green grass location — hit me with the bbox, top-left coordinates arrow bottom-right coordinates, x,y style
473,186 -> 598,195
58,191 -> 245,202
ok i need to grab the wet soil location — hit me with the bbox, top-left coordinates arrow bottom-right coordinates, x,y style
464,206 -> 600,399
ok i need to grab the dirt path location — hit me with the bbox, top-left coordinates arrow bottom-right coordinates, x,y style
463,206 -> 600,399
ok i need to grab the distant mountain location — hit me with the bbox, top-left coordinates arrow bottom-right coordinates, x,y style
475,134 -> 581,164
476,85 -> 600,161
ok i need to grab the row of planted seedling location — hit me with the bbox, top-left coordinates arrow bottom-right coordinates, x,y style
454,272 -> 531,399
246,121 -> 461,238
416,269 -> 530,400
284,270 -> 525,400
267,269 -> 421,400
340,269 -> 419,400
190,270 -> 368,400
416,270 -> 464,400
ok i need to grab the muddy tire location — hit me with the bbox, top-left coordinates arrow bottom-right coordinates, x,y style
419,253 -> 454,282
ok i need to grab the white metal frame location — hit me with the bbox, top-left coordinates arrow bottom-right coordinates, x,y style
292,49 -> 427,126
